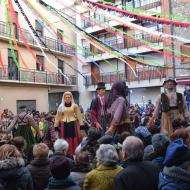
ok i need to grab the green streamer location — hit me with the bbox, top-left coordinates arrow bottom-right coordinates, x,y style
5,0 -> 26,81
97,0 -> 190,22
84,6 -> 190,60
26,0 -> 117,70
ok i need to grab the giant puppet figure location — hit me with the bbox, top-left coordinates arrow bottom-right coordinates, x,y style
152,78 -> 189,136
90,82 -> 108,134
54,91 -> 83,154
106,81 -> 130,136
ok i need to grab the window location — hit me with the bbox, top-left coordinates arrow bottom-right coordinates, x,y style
8,49 -> 18,80
57,29 -> 64,51
13,11 -> 18,39
58,59 -> 64,83
36,55 -> 44,71
181,44 -> 190,63
35,20 -> 43,36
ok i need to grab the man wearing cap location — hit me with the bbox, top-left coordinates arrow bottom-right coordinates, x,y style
90,82 -> 108,134
151,78 -> 189,136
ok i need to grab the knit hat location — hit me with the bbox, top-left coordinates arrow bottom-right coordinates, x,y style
50,155 -> 70,179
163,138 -> 189,167
135,126 -> 151,138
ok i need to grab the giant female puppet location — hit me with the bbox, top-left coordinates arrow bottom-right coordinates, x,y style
106,81 -> 130,136
54,91 -> 83,154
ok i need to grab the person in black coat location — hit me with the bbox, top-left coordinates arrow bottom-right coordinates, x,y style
114,136 -> 160,190
27,143 -> 51,190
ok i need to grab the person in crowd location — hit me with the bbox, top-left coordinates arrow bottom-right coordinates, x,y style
27,143 -> 51,190
106,81 -> 130,136
83,144 -> 122,190
4,105 -> 41,160
0,144 -> 33,190
170,128 -> 190,147
83,108 -> 92,131
43,113 -> 56,149
50,139 -> 75,168
45,155 -> 81,190
159,138 -> 190,190
80,128 -> 101,168
134,125 -> 152,147
90,82 -> 108,133
54,91 -> 84,154
11,136 -> 28,165
151,133 -> 170,170
71,151 -> 92,188
114,136 -> 160,190
150,78 -> 189,136
146,99 -> 154,110
75,130 -> 88,155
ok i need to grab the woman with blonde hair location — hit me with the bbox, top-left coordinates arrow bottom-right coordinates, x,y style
0,144 -> 33,190
54,91 -> 84,155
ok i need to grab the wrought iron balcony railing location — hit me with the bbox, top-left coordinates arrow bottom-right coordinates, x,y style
82,35 -> 162,57
0,21 -> 75,56
0,66 -> 77,86
84,67 -> 190,86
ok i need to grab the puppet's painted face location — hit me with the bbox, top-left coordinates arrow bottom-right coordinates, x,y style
64,95 -> 72,104
97,88 -> 105,97
164,80 -> 176,90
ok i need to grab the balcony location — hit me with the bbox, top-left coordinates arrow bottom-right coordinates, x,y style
0,66 -> 77,86
0,21 -> 75,56
83,35 -> 162,57
126,0 -> 161,10
84,67 -> 190,86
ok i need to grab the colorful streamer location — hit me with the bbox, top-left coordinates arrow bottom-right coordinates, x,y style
83,0 -> 190,27
13,0 -> 71,83
97,0 -> 190,23
56,0 -> 172,67
24,0 -> 97,81
40,0 -> 138,77
0,51 -> 6,76
23,0 -> 106,74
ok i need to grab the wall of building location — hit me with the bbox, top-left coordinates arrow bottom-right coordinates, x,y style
0,85 -> 48,114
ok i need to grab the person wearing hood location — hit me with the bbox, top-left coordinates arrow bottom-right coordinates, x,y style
159,138 -> 190,190
54,91 -> 84,155
0,144 -> 33,190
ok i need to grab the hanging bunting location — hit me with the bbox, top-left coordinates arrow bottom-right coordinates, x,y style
23,0 -> 106,74
21,0 -> 97,81
82,0 -> 190,27
39,0 -> 138,77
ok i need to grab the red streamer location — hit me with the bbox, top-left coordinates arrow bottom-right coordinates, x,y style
85,0 -> 190,27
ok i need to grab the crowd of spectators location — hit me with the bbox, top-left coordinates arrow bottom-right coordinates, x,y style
0,102 -> 189,190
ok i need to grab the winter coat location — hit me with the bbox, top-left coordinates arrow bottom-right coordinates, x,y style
0,157 -> 33,190
70,164 -> 91,188
27,157 -> 51,190
114,160 -> 160,190
83,164 -> 122,190
159,166 -> 190,190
